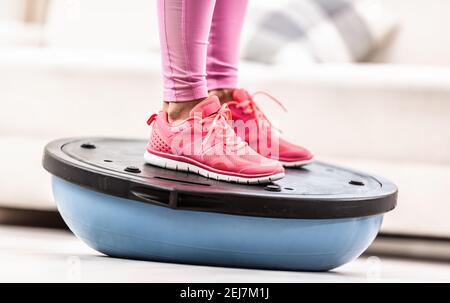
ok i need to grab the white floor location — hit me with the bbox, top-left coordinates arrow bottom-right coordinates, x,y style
1,225 -> 449,283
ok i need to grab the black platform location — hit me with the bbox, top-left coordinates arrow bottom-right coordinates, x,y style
43,138 -> 397,219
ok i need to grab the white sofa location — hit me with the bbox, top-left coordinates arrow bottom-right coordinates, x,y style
1,0 -> 449,238
0,0 -> 45,48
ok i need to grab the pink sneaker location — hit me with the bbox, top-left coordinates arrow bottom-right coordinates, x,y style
144,96 -> 285,184
228,89 -> 314,167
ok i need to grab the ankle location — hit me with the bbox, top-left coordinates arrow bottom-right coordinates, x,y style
164,98 -> 204,124
209,89 -> 234,104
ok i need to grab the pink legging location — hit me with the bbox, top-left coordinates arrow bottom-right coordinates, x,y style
157,0 -> 249,102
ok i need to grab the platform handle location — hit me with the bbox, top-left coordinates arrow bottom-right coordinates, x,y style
129,186 -> 177,208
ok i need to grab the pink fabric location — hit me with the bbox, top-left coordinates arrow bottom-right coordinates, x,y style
229,89 -> 314,163
157,0 -> 248,102
146,96 -> 284,178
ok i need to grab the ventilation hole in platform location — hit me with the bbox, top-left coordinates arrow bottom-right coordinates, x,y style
349,180 -> 365,186
125,166 -> 141,173
284,187 -> 294,191
103,160 -> 113,163
265,184 -> 281,192
81,143 -> 96,149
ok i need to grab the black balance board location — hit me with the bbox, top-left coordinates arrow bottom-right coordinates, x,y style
43,138 -> 397,219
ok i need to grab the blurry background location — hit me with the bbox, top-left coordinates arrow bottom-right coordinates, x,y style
0,0 -> 449,265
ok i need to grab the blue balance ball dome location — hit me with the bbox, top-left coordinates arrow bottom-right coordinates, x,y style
43,138 -> 397,271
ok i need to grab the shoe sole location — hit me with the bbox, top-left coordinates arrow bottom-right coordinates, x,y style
144,151 -> 284,184
279,158 -> 314,168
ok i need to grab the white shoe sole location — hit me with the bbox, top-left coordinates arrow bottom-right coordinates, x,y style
279,158 -> 314,168
144,151 -> 284,184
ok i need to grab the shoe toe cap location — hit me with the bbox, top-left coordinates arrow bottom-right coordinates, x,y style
279,142 -> 314,162
238,160 -> 284,177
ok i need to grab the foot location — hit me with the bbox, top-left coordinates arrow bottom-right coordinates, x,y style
227,89 -> 314,167
145,96 -> 285,184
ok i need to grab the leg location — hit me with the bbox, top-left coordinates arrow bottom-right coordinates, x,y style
207,0 -> 249,103
157,0 -> 216,122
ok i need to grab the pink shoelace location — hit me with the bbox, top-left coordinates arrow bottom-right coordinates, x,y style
147,104 -> 247,155
229,91 -> 288,133
201,103 -> 246,154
